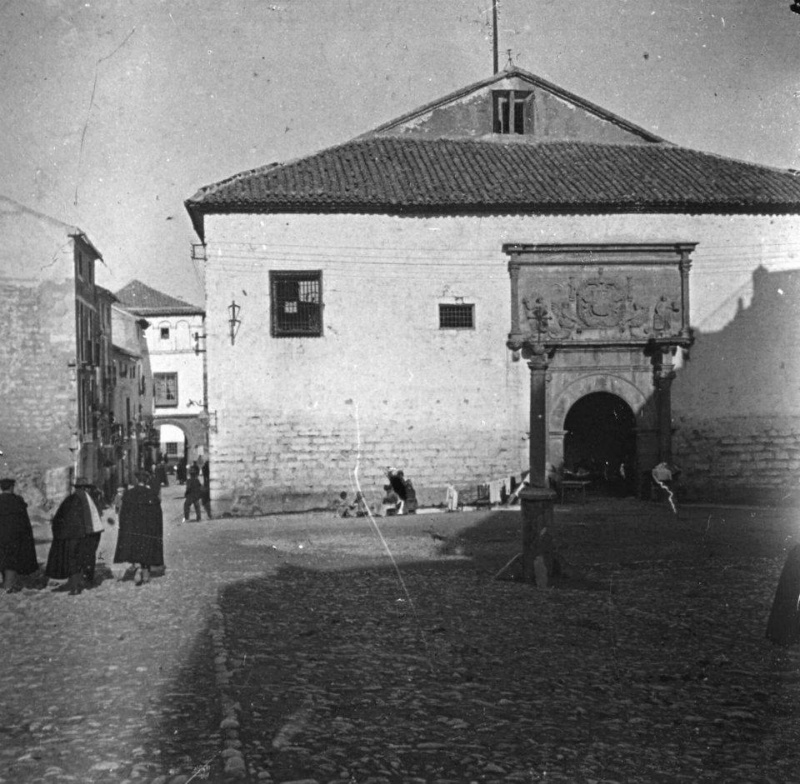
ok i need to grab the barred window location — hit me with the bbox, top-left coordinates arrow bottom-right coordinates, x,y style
439,303 -> 475,329
270,271 -> 323,337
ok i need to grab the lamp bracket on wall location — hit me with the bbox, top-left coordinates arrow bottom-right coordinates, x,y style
228,300 -> 242,345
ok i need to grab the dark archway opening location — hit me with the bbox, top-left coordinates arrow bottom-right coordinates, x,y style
563,392 -> 637,496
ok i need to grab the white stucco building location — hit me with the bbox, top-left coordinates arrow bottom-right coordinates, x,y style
185,67 -> 800,513
114,280 -> 207,469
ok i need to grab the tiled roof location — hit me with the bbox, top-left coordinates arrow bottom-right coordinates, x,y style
115,279 -> 204,316
185,137 -> 800,230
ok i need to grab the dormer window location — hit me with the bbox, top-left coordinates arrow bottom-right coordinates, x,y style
493,90 -> 531,134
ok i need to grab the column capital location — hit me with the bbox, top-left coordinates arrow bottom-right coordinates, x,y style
527,344 -> 551,371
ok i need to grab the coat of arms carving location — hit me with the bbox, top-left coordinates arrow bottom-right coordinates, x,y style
576,270 -> 627,328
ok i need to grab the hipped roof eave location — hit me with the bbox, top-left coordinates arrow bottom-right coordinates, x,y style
184,200 -> 800,222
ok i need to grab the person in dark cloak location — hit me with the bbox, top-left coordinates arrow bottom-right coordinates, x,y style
154,458 -> 169,488
183,464 -> 204,522
0,477 -> 39,593
386,467 -> 418,515
200,458 -> 212,519
766,544 -> 800,646
176,456 -> 187,485
45,477 -> 104,595
147,469 -> 161,498
114,470 -> 164,586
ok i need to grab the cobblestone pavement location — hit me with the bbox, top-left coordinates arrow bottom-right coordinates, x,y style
0,485 -> 277,784
2,494 -> 800,783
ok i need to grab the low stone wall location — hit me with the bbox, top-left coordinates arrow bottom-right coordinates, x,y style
211,416 -> 526,516
674,415 -> 800,505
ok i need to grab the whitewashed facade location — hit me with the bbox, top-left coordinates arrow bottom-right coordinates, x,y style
114,280 -> 207,467
188,68 -> 800,512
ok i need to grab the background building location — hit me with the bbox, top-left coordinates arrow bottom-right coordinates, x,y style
185,68 -> 800,512
114,280 -> 207,473
110,302 -> 155,491
0,195 -> 109,511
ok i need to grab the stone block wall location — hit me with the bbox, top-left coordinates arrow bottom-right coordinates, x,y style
212,406 -> 527,515
0,279 -> 77,506
674,415 -> 800,505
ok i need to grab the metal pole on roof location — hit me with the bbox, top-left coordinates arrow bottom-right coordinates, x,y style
492,0 -> 499,73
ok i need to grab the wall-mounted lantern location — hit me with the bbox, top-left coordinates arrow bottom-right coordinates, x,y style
228,300 -> 241,345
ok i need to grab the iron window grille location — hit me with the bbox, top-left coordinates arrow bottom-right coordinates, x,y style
439,303 -> 475,329
270,271 -> 323,337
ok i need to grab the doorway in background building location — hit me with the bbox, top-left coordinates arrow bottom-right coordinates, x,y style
157,423 -> 188,481
563,392 -> 637,495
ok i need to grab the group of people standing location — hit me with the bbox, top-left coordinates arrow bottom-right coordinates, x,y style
0,469 -> 165,596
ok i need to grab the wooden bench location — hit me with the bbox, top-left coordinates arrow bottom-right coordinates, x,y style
560,479 -> 591,504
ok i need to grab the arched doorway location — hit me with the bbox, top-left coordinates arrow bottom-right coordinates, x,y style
157,423 -> 188,480
563,392 -> 637,495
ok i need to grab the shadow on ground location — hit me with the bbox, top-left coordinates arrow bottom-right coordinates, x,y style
161,499 -> 800,782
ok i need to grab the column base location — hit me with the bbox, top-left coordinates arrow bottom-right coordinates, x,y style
520,486 -> 557,587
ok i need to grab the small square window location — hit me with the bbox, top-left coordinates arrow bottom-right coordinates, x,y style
160,327 -> 170,340
270,271 -> 323,337
439,303 -> 475,329
493,90 -> 531,134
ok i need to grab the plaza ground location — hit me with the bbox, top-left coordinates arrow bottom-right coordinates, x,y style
2,487 -> 800,783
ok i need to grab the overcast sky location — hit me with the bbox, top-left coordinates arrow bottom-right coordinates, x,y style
1,0 -> 798,305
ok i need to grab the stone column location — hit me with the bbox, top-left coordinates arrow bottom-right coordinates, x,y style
654,350 -> 676,463
520,345 -> 557,585
678,249 -> 693,341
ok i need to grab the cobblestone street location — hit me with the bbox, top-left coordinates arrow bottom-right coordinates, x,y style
0,485 -> 267,784
2,492 -> 800,783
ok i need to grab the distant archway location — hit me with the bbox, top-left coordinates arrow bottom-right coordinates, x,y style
563,392 -> 637,494
157,423 -> 188,474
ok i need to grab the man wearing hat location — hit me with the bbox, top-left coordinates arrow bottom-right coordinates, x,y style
45,476 -> 104,595
182,463 -> 204,523
0,477 -> 38,593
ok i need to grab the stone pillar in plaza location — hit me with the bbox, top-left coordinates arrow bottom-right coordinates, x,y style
654,349 -> 677,463
519,345 -> 557,587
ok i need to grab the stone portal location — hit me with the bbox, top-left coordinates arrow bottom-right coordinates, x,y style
507,242 -> 695,491
504,243 -> 695,585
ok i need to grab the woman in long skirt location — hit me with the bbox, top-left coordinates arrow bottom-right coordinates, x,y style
114,471 -> 164,586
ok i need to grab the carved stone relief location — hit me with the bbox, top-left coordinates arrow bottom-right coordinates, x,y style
521,268 -> 681,342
